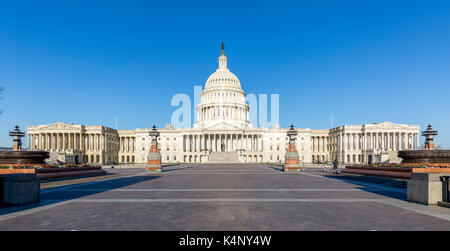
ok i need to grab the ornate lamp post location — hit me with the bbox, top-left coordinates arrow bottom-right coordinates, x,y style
147,125 -> 162,172
284,124 -> 300,172
422,124 -> 438,150
9,125 -> 25,151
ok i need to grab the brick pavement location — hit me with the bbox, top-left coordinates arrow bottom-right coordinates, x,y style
0,163 -> 449,230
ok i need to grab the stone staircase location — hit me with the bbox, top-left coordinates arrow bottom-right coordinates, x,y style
207,151 -> 240,163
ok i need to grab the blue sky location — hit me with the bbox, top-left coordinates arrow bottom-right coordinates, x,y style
0,0 -> 449,147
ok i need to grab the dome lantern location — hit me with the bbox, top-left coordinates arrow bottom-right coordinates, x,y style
204,42 -> 242,91
218,42 -> 228,71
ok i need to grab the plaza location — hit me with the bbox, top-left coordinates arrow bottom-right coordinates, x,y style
1,164 -> 449,231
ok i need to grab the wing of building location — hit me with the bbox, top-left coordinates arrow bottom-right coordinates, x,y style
26,45 -> 421,165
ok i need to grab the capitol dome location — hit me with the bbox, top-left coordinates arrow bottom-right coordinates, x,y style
194,43 -> 251,129
205,70 -> 242,91
204,44 -> 243,92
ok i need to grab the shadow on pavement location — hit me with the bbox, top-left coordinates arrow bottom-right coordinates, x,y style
162,165 -> 194,173
0,175 -> 161,216
266,165 -> 284,172
324,174 -> 407,200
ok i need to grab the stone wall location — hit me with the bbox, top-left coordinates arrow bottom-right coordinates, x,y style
0,174 -> 40,206
408,173 -> 447,205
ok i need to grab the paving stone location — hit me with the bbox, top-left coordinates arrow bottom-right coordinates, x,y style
0,164 -> 449,230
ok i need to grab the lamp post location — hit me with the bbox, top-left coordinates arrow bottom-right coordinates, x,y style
422,124 -> 438,150
9,125 -> 25,151
284,124 -> 300,172
147,125 -> 162,172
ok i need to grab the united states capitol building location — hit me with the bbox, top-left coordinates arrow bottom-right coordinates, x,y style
27,45 -> 421,165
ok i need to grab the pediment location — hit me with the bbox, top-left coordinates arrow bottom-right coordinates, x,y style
39,122 -> 80,130
204,122 -> 243,131
365,121 -> 411,130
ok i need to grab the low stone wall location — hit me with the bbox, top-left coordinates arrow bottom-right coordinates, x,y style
37,168 -> 106,180
0,173 -> 40,206
342,165 -> 411,179
0,169 -> 34,174
407,173 -> 448,205
342,165 -> 450,180
0,166 -> 106,181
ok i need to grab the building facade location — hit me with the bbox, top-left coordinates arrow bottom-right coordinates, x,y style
26,46 -> 421,165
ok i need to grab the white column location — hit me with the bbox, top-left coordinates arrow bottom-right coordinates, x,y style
408,133 -> 412,149
400,133 -> 404,150
195,135 -> 198,152
55,133 -> 58,150
315,137 -> 319,152
39,133 -> 42,150
187,135 -> 190,152
45,133 -> 48,150
394,133 -> 398,151
417,133 -> 420,149
196,135 -> 198,152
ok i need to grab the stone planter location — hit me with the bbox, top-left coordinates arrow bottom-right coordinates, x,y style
342,165 -> 450,180
0,166 -> 105,180
0,174 -> 40,206
342,166 -> 411,179
407,173 -> 448,205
